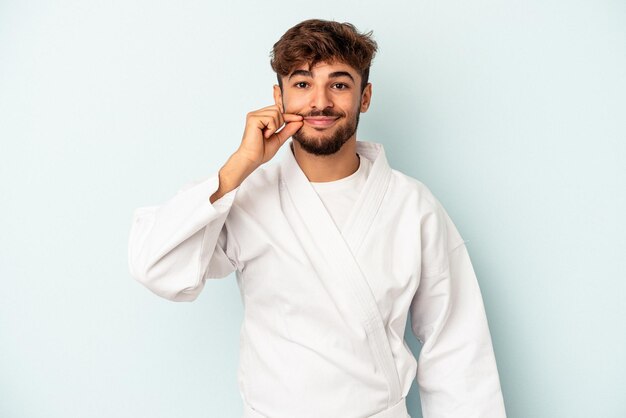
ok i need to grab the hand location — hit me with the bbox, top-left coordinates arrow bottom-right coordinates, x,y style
236,104 -> 303,167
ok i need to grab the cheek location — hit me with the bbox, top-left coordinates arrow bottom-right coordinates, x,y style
343,94 -> 362,111
282,93 -> 305,107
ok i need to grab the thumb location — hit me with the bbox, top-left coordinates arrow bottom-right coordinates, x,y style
274,120 -> 303,145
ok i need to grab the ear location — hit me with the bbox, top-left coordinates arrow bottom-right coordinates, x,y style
273,84 -> 284,113
360,83 -> 372,113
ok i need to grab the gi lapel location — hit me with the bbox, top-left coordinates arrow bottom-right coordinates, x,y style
279,140 -> 402,406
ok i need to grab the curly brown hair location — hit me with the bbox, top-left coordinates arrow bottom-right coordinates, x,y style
270,19 -> 378,93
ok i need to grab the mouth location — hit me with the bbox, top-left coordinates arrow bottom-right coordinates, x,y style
303,116 -> 339,128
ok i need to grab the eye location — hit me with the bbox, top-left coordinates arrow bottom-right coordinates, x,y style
294,81 -> 308,88
333,83 -> 349,90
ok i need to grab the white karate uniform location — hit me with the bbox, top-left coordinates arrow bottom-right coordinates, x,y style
128,140 -> 507,418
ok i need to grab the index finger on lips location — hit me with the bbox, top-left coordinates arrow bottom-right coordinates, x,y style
282,113 -> 304,122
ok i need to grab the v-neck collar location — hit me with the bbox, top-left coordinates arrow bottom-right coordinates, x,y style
277,139 -> 402,404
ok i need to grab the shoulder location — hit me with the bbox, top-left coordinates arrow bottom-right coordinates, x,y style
388,168 -> 465,248
229,160 -> 281,209
241,160 -> 281,190
388,168 -> 440,211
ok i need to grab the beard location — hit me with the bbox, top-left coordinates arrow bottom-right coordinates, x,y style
291,110 -> 360,156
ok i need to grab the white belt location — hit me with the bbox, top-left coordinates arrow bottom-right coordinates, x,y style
242,396 -> 410,418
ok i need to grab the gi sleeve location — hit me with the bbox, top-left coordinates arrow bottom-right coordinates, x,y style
128,174 -> 240,302
410,195 -> 507,418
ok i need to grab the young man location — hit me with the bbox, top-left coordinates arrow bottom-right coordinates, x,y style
128,19 -> 507,418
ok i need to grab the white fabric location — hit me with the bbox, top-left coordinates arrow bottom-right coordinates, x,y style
243,392 -> 409,418
310,153 -> 372,231
128,140 -> 507,418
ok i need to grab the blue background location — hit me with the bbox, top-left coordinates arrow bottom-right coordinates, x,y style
1,1 -> 624,417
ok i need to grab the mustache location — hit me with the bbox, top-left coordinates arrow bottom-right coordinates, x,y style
297,109 -> 343,118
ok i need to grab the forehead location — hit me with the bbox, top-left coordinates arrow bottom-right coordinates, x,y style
287,60 -> 359,79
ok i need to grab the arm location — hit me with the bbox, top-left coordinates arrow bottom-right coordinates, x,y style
127,154 -> 255,302
128,105 -> 303,302
410,196 -> 506,418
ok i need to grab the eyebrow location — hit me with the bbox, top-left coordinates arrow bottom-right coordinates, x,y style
288,70 -> 355,83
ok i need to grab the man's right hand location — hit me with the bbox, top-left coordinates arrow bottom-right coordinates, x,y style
236,104 -> 304,168
209,105 -> 303,204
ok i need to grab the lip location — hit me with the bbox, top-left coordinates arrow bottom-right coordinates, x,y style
303,117 -> 339,127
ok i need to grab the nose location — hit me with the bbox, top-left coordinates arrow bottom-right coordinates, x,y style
309,85 -> 333,110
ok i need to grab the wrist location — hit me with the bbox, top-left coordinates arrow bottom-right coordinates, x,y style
219,153 -> 257,190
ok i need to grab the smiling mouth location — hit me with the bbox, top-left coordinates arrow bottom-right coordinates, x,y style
303,117 -> 339,128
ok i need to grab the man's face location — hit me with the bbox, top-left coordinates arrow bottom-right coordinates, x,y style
273,60 -> 372,156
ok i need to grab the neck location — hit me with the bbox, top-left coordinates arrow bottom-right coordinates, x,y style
291,138 -> 360,182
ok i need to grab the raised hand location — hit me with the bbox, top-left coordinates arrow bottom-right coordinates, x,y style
236,104 -> 303,167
